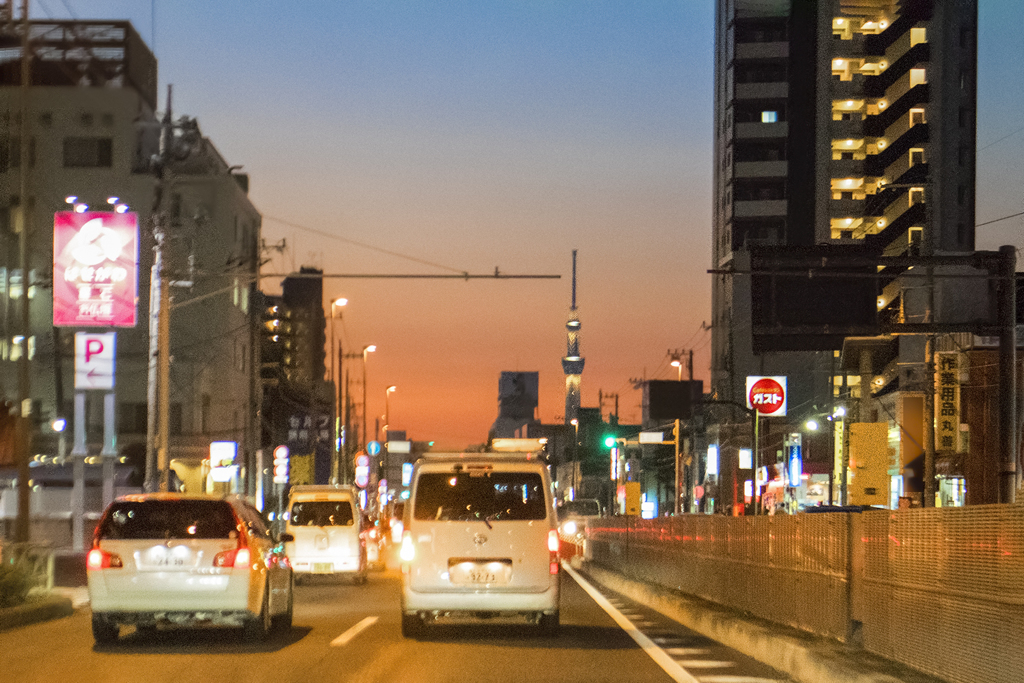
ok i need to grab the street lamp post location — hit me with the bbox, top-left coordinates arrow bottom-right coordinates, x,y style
570,418 -> 579,499
361,345 -> 376,451
329,297 -> 347,483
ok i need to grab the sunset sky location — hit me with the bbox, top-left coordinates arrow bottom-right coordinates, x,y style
73,1 -> 1024,449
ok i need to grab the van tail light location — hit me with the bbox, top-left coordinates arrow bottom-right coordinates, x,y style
87,547 -> 123,570
400,530 -> 415,562
548,530 -> 560,574
214,540 -> 251,569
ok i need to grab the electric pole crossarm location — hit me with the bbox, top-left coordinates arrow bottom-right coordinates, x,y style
258,273 -> 561,280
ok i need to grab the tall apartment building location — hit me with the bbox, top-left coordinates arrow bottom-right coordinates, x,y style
0,19 -> 261,500
711,1 -> 978,501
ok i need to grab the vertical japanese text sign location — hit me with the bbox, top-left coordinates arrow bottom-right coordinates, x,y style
935,352 -> 961,452
53,211 -> 139,327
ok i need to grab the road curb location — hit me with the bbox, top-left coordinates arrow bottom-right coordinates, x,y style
581,563 -> 945,683
0,595 -> 75,632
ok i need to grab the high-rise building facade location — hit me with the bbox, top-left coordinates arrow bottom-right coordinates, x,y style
712,0 -> 977,407
711,0 -> 978,505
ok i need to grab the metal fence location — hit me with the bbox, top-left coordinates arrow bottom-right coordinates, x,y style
585,504 -> 1024,683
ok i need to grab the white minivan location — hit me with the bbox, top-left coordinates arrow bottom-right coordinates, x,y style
399,453 -> 560,636
285,485 -> 366,584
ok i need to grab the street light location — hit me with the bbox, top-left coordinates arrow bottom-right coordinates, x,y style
362,345 -> 376,449
385,385 -> 397,440
329,297 -> 347,483
670,359 -> 682,381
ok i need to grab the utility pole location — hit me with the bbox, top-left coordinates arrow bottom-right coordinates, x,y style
145,84 -> 182,492
14,0 -> 32,542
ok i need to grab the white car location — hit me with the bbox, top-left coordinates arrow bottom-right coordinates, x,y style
400,453 -> 560,636
285,485 -> 367,583
86,493 -> 294,643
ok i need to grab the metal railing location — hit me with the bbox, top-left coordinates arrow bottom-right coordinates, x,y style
585,504 -> 1024,683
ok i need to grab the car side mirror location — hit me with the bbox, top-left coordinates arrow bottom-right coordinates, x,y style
278,532 -> 294,543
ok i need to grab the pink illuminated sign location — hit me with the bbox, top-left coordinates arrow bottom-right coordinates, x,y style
53,211 -> 139,328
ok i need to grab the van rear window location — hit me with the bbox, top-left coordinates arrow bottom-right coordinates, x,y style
97,500 -> 238,540
413,472 -> 547,522
290,501 -> 355,527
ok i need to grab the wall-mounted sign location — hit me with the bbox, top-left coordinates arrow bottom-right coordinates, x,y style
54,211 -> 138,327
936,352 -> 961,452
209,441 -> 238,483
74,331 -> 115,389
746,376 -> 787,416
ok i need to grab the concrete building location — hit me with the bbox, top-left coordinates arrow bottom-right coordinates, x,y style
0,19 -> 261,535
711,1 -> 978,506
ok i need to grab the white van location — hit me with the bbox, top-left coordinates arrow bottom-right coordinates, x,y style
399,453 -> 560,636
285,485 -> 367,584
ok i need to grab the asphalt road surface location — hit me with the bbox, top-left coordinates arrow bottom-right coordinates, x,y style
1,561 -> 793,683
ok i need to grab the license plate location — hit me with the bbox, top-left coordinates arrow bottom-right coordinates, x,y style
138,546 -> 193,570
448,559 -> 512,585
313,562 -> 334,573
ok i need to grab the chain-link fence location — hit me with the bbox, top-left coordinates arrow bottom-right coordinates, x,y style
586,504 -> 1024,683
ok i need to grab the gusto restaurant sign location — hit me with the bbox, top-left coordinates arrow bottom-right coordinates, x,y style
53,211 -> 139,327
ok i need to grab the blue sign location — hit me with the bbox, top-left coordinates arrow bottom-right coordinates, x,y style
367,440 -> 381,456
787,444 -> 802,487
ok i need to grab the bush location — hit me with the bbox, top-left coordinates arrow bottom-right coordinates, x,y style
0,562 -> 33,608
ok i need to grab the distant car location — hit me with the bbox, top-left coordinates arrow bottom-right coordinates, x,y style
285,485 -> 367,584
86,493 -> 294,644
557,498 -> 601,536
389,501 -> 406,545
400,453 -> 560,637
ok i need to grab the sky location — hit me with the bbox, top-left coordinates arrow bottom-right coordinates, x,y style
54,1 -> 1024,450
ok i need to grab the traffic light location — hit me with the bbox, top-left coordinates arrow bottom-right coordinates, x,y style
603,435 -> 616,448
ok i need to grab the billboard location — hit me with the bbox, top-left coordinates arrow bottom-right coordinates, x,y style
53,211 -> 139,327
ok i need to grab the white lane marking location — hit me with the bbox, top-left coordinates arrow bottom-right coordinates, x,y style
563,562 -> 701,683
677,660 -> 735,668
330,616 -> 379,647
699,677 -> 786,683
665,648 -> 711,657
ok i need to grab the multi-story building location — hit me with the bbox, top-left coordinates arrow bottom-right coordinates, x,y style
711,1 -> 978,505
259,268 -> 333,487
0,19 -> 261,520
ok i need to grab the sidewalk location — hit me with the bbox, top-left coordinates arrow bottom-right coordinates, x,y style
579,561 -> 948,683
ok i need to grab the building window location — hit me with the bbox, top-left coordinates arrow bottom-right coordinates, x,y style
909,108 -> 926,126
909,148 -> 926,166
201,394 -> 212,434
761,110 -> 778,123
79,112 -> 94,127
910,68 -> 927,87
63,137 -> 113,168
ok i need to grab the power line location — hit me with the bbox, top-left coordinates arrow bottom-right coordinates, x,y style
262,214 -> 468,275
978,125 -> 1024,152
975,210 -> 1024,229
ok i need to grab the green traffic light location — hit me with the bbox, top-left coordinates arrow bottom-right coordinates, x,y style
604,436 -> 616,448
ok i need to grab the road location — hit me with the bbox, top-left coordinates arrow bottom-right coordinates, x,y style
1,561 -> 792,683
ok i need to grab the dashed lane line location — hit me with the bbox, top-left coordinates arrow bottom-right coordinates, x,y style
563,562 -> 701,683
330,616 -> 379,647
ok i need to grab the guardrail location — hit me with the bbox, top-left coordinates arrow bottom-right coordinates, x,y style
584,504 -> 1024,683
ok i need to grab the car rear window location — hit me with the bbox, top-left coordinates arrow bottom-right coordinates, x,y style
413,472 -> 547,522
558,499 -> 601,519
290,500 -> 355,527
97,500 -> 239,540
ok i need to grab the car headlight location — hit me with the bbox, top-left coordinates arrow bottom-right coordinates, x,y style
561,520 -> 578,536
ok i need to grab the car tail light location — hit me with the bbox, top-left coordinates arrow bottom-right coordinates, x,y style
400,530 -> 415,562
214,543 -> 251,569
548,530 -> 560,574
87,547 -> 123,570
